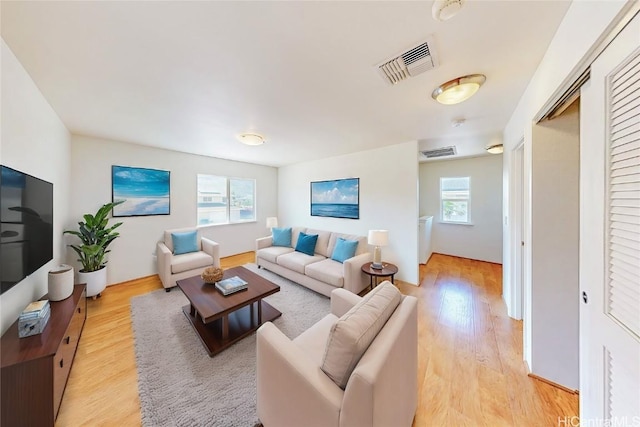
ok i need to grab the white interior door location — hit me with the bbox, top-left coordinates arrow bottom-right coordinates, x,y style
580,12 -> 640,423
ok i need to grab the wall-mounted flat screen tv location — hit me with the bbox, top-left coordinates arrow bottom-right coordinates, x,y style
0,165 -> 54,294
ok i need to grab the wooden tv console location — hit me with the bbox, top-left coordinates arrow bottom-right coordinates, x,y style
1,284 -> 86,426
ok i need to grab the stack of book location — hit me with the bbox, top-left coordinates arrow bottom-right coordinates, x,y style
215,276 -> 248,296
18,300 -> 51,338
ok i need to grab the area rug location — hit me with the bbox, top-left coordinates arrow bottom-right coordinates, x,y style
130,264 -> 330,427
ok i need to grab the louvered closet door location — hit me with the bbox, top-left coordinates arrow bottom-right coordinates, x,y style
608,50 -> 640,339
580,11 -> 640,424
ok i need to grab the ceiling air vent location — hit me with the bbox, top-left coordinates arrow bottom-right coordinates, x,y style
420,146 -> 457,158
377,37 -> 438,85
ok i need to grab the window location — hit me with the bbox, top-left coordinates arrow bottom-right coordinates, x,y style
197,175 -> 255,225
440,177 -> 470,224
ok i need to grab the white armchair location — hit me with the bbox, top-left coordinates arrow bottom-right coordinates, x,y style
156,227 -> 220,291
257,285 -> 418,427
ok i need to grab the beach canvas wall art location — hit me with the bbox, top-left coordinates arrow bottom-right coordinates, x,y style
112,166 -> 170,217
310,178 -> 359,219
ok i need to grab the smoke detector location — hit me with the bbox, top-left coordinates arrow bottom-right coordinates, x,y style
432,0 -> 465,21
376,37 -> 438,85
451,118 -> 466,128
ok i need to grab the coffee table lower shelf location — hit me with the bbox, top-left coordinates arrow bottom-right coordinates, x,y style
182,300 -> 281,357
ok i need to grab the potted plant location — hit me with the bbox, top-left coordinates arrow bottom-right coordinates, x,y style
64,201 -> 123,299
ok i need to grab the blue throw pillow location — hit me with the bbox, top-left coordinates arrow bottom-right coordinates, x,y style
272,227 -> 292,247
331,238 -> 359,263
295,232 -> 318,256
172,231 -> 198,255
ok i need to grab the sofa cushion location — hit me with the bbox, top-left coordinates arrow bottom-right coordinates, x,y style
171,251 -> 214,274
331,238 -> 359,263
272,227 -> 292,247
295,232 -> 318,256
172,231 -> 198,255
328,233 -> 368,257
257,246 -> 294,264
321,282 -> 401,389
305,228 -> 332,257
305,259 -> 344,288
277,251 -> 326,275
291,227 -> 307,248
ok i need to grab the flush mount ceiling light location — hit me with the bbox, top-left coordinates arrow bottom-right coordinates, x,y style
432,0 -> 466,21
431,74 -> 486,105
486,143 -> 504,154
237,133 -> 265,146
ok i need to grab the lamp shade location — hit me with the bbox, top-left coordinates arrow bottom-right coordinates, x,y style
368,230 -> 389,246
266,217 -> 278,228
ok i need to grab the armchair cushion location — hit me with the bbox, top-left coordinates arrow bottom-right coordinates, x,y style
272,227 -> 292,247
172,230 -> 198,255
170,251 -> 214,274
293,314 -> 339,367
321,282 -> 401,389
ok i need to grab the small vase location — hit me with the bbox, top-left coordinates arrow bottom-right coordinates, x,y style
48,265 -> 74,301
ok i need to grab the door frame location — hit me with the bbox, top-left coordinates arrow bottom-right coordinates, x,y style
509,139 -> 526,321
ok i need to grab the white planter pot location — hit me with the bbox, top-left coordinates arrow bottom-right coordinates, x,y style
78,267 -> 107,298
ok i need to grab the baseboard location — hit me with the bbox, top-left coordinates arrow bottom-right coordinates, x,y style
527,373 -> 579,395
431,252 -> 503,266
109,274 -> 159,287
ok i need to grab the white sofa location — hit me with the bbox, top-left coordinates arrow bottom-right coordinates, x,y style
255,227 -> 371,296
156,227 -> 220,291
257,284 -> 418,427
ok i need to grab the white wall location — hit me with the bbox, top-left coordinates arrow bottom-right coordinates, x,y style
1,40 -> 72,335
502,0 -> 628,320
70,135 -> 278,285
530,102 -> 580,390
419,155 -> 503,264
278,141 -> 419,285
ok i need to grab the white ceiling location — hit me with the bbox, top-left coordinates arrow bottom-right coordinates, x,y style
1,1 -> 571,167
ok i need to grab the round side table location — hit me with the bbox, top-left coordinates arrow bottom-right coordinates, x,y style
361,262 -> 399,290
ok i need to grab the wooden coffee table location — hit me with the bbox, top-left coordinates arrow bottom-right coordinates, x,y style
177,266 -> 281,357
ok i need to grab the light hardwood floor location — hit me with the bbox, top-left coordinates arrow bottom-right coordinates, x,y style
57,252 -> 577,426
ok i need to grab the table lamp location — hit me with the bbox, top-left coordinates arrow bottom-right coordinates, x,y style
266,217 -> 278,231
368,230 -> 389,270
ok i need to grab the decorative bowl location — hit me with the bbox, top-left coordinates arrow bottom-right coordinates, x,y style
201,267 -> 224,284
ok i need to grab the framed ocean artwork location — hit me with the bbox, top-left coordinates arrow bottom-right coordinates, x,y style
111,165 -> 170,217
310,178 -> 359,219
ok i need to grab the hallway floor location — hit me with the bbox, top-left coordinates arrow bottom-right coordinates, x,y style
399,253 -> 578,426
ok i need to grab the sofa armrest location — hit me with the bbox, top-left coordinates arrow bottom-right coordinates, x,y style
156,241 -> 172,288
256,236 -> 273,250
343,252 -> 372,295
330,288 -> 362,318
257,322 -> 343,427
256,236 -> 274,264
201,237 -> 221,267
